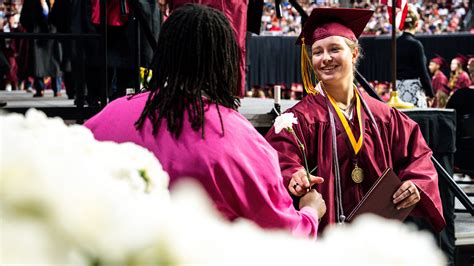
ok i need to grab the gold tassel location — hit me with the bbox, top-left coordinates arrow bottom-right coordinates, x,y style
300,37 -> 319,95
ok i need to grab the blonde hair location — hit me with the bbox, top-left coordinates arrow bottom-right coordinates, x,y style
402,5 -> 419,30
344,38 -> 363,70
449,61 -> 463,89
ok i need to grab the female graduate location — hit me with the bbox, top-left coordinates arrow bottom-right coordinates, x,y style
448,55 -> 472,95
265,8 -> 445,233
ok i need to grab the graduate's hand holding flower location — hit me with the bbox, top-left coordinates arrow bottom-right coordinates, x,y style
274,112 -> 314,194
299,189 -> 327,221
392,181 -> 420,210
289,168 -> 324,196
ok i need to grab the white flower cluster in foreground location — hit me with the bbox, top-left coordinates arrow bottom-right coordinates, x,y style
165,182 -> 446,265
0,110 -> 446,265
1,109 -> 170,264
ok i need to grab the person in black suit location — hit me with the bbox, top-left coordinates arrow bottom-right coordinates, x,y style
396,5 -> 434,108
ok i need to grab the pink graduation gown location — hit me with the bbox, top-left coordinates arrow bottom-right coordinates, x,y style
265,91 -> 446,233
85,92 -> 319,238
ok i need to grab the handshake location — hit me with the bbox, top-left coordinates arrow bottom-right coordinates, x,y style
289,168 -> 327,222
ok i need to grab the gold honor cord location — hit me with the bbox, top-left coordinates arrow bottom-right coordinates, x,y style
324,86 -> 365,183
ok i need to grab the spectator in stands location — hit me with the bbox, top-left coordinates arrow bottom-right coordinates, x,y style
448,54 -> 472,94
265,7 -> 445,234
85,4 -> 325,238
396,5 -> 434,107
261,1 -> 471,36
429,55 -> 449,108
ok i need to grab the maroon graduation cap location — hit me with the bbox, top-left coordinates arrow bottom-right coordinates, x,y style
296,8 -> 374,95
297,8 -> 374,45
453,54 -> 468,68
431,55 -> 447,68
468,55 -> 474,65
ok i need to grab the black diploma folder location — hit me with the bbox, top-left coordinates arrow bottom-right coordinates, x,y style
346,168 -> 415,222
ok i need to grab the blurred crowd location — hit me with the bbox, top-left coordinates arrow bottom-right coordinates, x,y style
261,0 -> 472,36
261,0 -> 339,36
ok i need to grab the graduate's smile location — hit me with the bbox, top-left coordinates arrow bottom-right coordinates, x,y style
320,65 -> 339,74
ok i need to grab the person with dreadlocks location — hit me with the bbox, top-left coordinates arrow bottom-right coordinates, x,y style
265,8 -> 445,234
85,4 -> 325,239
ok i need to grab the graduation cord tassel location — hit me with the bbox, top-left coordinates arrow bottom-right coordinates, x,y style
326,94 -> 346,224
300,38 -> 319,95
330,110 -> 346,224
357,86 -> 388,167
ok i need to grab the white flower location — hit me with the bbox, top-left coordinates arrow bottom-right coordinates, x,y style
163,182 -> 446,265
273,112 -> 311,182
1,214 -> 85,265
162,179 -> 316,265
1,109 -> 170,264
315,214 -> 446,265
273,112 -> 298,134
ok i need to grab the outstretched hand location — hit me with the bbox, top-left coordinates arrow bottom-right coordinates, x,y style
300,189 -> 327,221
288,168 -> 324,197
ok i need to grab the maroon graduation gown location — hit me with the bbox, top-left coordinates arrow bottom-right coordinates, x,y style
170,0 -> 248,98
432,71 -> 449,95
266,91 -> 446,232
451,71 -> 472,94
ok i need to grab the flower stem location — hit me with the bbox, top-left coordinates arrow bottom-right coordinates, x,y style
309,165 -> 318,174
291,131 -> 311,185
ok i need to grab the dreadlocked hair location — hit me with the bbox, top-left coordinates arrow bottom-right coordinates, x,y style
135,4 -> 240,139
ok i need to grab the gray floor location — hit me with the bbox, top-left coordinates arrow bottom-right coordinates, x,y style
0,90 -> 72,107
455,175 -> 474,245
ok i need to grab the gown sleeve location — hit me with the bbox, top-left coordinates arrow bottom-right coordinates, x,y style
458,72 -> 473,89
212,133 -> 319,239
389,109 -> 446,232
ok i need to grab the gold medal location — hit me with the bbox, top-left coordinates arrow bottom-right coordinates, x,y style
351,163 -> 364,183
325,84 -> 366,184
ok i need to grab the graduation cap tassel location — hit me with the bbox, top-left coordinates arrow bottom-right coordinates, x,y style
300,38 -> 319,95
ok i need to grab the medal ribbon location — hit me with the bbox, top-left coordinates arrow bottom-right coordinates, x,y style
325,86 -> 364,156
